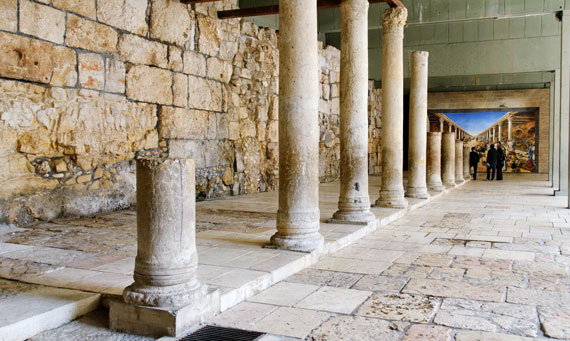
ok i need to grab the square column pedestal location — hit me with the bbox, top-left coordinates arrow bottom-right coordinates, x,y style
109,289 -> 219,338
109,158 -> 220,338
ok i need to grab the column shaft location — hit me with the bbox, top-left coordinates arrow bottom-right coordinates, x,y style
455,140 -> 464,184
463,146 -> 470,179
376,7 -> 408,208
272,0 -> 323,251
498,124 -> 502,142
124,158 -> 204,308
333,0 -> 375,223
439,117 -> 444,132
427,132 -> 444,192
442,132 -> 456,187
508,118 -> 512,141
406,51 -> 429,199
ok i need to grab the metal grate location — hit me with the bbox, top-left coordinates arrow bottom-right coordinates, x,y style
181,325 -> 265,341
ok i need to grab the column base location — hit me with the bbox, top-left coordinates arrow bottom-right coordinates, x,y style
375,190 -> 408,209
405,187 -> 430,199
110,287 -> 220,338
329,209 -> 377,225
123,279 -> 204,309
269,231 -> 324,252
443,181 -> 456,188
455,178 -> 464,184
427,183 -> 445,192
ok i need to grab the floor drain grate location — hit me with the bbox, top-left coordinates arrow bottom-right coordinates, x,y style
180,325 -> 265,341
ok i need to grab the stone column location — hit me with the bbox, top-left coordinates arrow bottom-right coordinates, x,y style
406,51 -> 429,199
492,127 -> 496,142
508,117 -> 513,140
375,7 -> 408,209
123,158 -> 205,308
498,124 -> 502,142
442,132 -> 456,187
272,0 -> 323,251
439,117 -> 444,132
449,125 -> 452,132
455,139 -> 464,184
463,145 -> 470,179
332,0 -> 375,223
427,132 -> 444,192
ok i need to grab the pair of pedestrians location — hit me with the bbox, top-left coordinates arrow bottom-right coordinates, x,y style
469,143 -> 506,181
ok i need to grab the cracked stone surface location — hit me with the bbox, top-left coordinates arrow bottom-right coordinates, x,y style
356,292 -> 440,322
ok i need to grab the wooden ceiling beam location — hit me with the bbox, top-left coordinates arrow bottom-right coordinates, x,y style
217,0 -> 404,19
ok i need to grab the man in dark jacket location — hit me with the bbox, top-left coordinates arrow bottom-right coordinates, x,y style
486,144 -> 499,181
496,142 -> 506,181
469,147 -> 480,180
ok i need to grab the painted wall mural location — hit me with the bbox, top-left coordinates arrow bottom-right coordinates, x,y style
442,111 -> 538,173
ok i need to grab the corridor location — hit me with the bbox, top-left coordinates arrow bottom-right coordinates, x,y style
207,174 -> 570,340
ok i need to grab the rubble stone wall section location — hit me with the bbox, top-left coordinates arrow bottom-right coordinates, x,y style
0,0 -> 382,224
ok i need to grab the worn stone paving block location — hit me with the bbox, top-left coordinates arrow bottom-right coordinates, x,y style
0,280 -> 100,341
527,277 -> 570,292
247,282 -> 319,307
454,330 -> 537,341
507,287 -> 570,309
434,298 -> 539,336
207,302 -> 277,330
341,259 -> 392,275
249,307 -> 331,338
511,261 -> 569,278
403,278 -> 505,302
538,307 -> 570,339
451,256 -> 511,271
381,263 -> 432,279
30,309 -> 151,341
426,267 -> 465,281
295,286 -> 371,314
482,249 -> 535,261
412,254 -> 454,267
310,257 -> 358,272
285,268 -> 363,288
352,275 -> 409,292
306,316 -> 407,341
355,292 -> 440,323
448,246 -> 485,257
402,324 -> 451,341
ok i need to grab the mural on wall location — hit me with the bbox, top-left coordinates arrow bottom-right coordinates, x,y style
443,111 -> 538,173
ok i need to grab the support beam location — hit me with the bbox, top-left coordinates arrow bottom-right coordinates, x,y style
217,0 -> 404,19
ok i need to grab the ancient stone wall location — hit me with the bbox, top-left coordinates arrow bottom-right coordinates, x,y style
0,0 -> 382,224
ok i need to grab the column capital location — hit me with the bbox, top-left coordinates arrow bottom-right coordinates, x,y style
382,7 -> 408,33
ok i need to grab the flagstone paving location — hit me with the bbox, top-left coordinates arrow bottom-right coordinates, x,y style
4,174 -> 570,340
210,174 -> 570,340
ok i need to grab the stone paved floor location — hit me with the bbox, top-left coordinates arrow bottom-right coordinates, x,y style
209,174 -> 570,340
4,173 -> 570,340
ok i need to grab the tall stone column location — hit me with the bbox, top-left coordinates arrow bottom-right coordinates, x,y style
492,127 -> 496,142
439,117 -> 444,132
442,132 -> 456,187
498,124 -> 502,142
427,132 -> 444,192
123,158 -> 204,308
508,117 -> 513,140
332,0 -> 375,223
272,0 -> 323,251
406,51 -> 429,199
455,139 -> 464,184
463,145 -> 470,179
111,158 -> 218,337
376,7 -> 408,209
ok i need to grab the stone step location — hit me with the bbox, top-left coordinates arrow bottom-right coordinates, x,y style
0,279 -> 101,341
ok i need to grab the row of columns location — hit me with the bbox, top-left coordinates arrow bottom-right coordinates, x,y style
437,116 -> 467,140
483,117 -> 514,143
114,2 -> 471,334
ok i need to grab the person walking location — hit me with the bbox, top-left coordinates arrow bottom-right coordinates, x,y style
486,144 -> 498,181
496,142 -> 506,181
469,147 -> 480,180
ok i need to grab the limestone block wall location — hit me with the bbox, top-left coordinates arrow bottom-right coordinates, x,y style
0,0 -> 382,224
